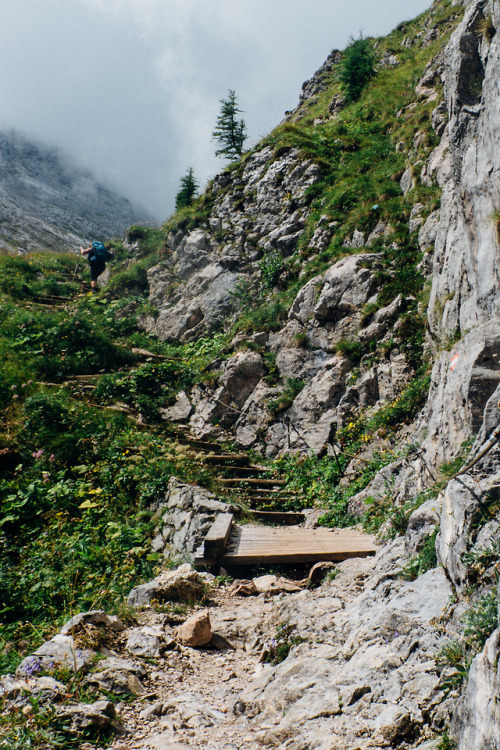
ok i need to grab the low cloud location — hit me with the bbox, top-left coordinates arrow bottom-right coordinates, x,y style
0,0 -> 431,221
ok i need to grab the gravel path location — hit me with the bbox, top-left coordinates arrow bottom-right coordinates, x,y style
107,588 -> 280,750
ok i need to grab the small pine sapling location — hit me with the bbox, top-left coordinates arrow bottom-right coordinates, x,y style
212,89 -> 247,160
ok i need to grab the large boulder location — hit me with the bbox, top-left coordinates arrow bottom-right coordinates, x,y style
264,357 -> 350,456
313,254 -> 380,326
189,351 -> 265,435
127,563 -> 209,608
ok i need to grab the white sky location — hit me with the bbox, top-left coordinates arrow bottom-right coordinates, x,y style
0,0 -> 432,221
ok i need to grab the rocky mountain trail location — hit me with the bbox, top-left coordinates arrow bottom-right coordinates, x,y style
3,529 -> 475,750
2,1 -> 500,748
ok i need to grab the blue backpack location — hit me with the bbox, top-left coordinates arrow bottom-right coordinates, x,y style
91,241 -> 112,261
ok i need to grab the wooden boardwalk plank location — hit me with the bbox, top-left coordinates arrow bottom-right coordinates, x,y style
194,524 -> 377,566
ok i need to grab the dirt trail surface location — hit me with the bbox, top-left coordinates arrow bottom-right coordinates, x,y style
108,587 -> 280,750
101,536 -> 459,750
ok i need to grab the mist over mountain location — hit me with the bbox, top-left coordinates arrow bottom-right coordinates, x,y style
0,130 -> 153,254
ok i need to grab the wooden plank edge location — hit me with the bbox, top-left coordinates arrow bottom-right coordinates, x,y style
219,549 -> 377,565
203,513 -> 233,559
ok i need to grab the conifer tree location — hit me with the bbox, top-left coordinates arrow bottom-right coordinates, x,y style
339,34 -> 376,103
212,90 -> 247,160
175,167 -> 198,211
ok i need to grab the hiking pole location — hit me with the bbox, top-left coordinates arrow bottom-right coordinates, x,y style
72,260 -> 79,281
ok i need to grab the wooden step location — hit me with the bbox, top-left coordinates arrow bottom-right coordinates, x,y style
171,436 -> 224,453
211,466 -> 269,477
219,478 -> 285,487
203,455 -> 254,467
34,294 -> 73,303
226,487 -> 295,495
248,510 -> 305,525
203,514 -> 233,560
195,524 -> 377,567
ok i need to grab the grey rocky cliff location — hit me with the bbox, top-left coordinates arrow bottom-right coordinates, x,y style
0,130 -> 150,253
142,146 -> 319,343
428,0 -> 500,339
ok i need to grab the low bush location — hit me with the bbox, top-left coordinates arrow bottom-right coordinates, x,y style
267,377 -> 305,415
463,592 -> 498,651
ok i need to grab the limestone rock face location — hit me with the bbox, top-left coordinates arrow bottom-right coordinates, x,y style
189,350 -> 266,438
57,700 -> 119,733
87,657 -> 147,696
422,319 -> 500,467
127,563 -> 208,608
265,357 -> 351,456
428,0 -> 500,339
17,634 -> 95,675
144,146 -> 319,342
452,629 -> 500,750
239,544 -> 453,749
152,478 -> 234,560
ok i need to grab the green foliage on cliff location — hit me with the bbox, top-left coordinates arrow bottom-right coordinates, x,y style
175,167 -> 198,210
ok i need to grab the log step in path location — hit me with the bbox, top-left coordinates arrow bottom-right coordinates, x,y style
194,513 -> 377,568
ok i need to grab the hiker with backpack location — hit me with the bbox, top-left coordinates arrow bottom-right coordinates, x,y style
80,240 -> 113,290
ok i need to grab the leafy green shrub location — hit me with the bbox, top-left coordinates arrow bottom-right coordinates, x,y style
335,339 -> 364,363
124,226 -> 165,256
23,393 -> 71,443
9,312 -> 134,382
234,299 -> 288,334
106,263 -> 149,296
267,377 -> 305,415
94,360 -> 195,421
126,225 -> 149,243
436,639 -> 469,690
463,540 -> 500,582
0,256 -> 38,299
400,529 -> 438,580
259,250 -> 284,289
436,729 -> 458,750
370,374 -> 431,431
463,592 -> 498,651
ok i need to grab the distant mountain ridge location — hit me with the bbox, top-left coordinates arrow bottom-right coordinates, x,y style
0,131 -> 152,253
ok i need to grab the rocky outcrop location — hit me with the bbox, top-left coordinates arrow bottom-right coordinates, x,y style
0,131 -> 150,253
127,562 -> 210,608
150,478 -> 235,559
428,0 -> 500,339
143,146 -> 319,342
422,318 -> 500,467
452,627 -> 500,750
